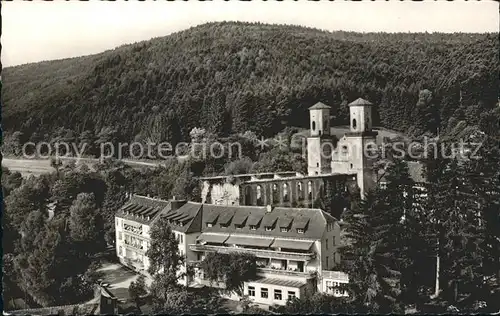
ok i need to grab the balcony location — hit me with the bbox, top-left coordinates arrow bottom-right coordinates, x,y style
188,244 -> 315,261
257,267 -> 314,278
124,240 -> 145,253
123,224 -> 143,236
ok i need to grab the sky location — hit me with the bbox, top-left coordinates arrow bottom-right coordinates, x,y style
2,0 -> 498,67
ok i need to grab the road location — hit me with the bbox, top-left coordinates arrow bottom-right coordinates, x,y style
1,156 -> 189,177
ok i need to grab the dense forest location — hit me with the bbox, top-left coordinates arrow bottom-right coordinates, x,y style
2,22 -> 499,149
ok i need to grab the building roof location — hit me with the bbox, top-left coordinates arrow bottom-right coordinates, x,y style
161,202 -> 203,233
225,235 -> 274,248
198,171 -> 299,181
250,277 -> 307,288
271,239 -> 314,251
243,173 -> 357,184
184,203 -> 335,240
116,195 -> 171,224
197,233 -> 230,244
348,98 -> 373,107
119,197 -> 338,240
309,102 -> 332,110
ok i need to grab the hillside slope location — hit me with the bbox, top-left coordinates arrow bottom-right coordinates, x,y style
2,22 -> 498,145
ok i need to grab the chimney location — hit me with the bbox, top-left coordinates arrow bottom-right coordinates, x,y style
266,205 -> 273,213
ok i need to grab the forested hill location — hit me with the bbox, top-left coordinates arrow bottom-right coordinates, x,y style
3,22 -> 499,145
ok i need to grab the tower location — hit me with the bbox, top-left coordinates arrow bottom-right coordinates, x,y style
307,102 -> 333,175
345,98 -> 378,197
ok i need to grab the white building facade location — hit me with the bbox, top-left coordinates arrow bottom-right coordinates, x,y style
115,197 -> 349,306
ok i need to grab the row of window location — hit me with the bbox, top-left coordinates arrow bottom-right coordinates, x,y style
206,221 -> 305,234
325,281 -> 347,296
175,232 -> 184,243
250,182 -> 314,204
248,286 -> 296,301
325,237 -> 336,249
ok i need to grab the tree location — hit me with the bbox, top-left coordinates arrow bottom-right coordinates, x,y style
146,217 -> 184,276
69,193 -> 105,255
129,275 -> 148,309
199,252 -> 257,296
5,176 -> 50,229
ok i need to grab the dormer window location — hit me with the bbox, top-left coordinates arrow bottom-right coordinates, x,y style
297,228 -> 304,234
207,223 -> 213,228
220,223 -> 229,228
250,225 -> 257,231
280,227 -> 289,233
235,224 -> 243,229
265,226 -> 272,232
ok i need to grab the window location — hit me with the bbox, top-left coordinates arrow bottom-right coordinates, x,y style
256,185 -> 263,205
118,232 -> 122,240
324,119 -> 328,130
235,224 -> 243,229
265,226 -> 272,232
312,121 -> 316,131
280,227 -> 289,233
350,163 -> 353,169
308,181 -> 313,199
297,182 -> 303,200
272,184 -> 279,201
288,291 -> 296,300
250,225 -> 257,231
283,183 -> 289,202
118,246 -> 122,256
326,281 -> 333,293
326,239 -> 329,250
180,234 -> 184,243
207,223 -> 213,228
274,289 -> 282,300
248,286 -> 255,297
297,228 -> 304,234
326,256 -> 329,269
352,118 -> 357,129
316,162 -> 319,167
261,288 -> 269,299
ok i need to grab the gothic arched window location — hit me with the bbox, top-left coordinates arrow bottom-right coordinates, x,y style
308,181 -> 313,200
352,118 -> 357,130
245,186 -> 252,204
256,185 -> 263,206
312,121 -> 316,131
283,183 -> 289,202
272,184 -> 279,203
297,182 -> 303,200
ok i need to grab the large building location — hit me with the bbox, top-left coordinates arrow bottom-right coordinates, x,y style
199,98 -> 379,210
115,98 -> 392,306
115,195 -> 349,305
